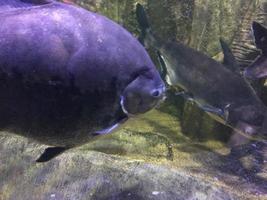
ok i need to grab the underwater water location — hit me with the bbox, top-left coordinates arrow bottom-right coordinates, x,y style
0,0 -> 267,200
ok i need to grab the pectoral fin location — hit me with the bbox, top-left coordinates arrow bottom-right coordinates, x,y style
199,104 -> 224,115
156,51 -> 168,84
36,147 -> 67,163
198,103 -> 230,122
94,123 -> 120,135
93,117 -> 128,136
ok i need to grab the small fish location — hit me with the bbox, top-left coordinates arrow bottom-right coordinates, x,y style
0,0 -> 165,162
136,4 -> 267,143
244,22 -> 267,79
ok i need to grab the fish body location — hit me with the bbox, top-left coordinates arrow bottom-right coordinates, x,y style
136,4 -> 267,141
0,0 -> 165,161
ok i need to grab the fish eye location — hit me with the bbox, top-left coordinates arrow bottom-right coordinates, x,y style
152,90 -> 160,97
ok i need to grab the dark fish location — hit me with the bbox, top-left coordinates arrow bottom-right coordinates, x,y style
136,4 -> 267,142
244,22 -> 267,79
157,38 -> 240,84
0,0 -> 165,162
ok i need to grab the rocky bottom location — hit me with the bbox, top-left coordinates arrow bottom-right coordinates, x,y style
0,105 -> 266,200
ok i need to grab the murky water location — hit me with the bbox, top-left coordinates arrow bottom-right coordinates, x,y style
0,1 -> 267,200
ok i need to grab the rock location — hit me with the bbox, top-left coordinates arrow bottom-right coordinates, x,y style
0,107 -> 266,200
0,135 -> 236,200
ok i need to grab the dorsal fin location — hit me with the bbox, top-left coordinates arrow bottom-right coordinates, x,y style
136,3 -> 151,46
0,0 -> 53,9
219,38 -> 240,74
220,38 -> 237,67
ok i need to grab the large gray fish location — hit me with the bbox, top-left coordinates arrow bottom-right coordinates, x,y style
0,0 -> 165,162
244,22 -> 267,79
136,4 -> 267,142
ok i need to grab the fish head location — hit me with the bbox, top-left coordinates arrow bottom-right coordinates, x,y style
244,55 -> 267,79
121,67 -> 166,115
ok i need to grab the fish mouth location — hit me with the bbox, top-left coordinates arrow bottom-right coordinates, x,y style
120,84 -> 167,116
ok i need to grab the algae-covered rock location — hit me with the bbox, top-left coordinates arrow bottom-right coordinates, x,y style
0,105 -> 266,200
0,140 -> 236,200
0,134 -> 243,200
